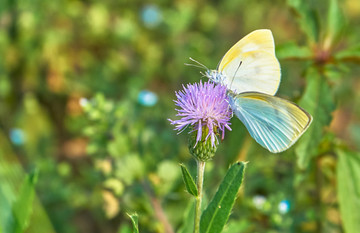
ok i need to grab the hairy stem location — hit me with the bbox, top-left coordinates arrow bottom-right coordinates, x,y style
194,160 -> 206,233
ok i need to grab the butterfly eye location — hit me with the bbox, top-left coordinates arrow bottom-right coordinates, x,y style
205,70 -> 215,81
205,70 -> 225,85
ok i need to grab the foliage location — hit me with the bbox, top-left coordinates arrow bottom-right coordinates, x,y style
295,68 -> 335,168
180,164 -> 198,197
336,149 -> 360,233
200,162 -> 246,233
0,170 -> 38,233
127,213 -> 139,233
0,0 -> 360,232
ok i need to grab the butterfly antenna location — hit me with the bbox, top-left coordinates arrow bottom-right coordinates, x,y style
229,61 -> 242,89
188,57 -> 209,70
184,63 -> 206,69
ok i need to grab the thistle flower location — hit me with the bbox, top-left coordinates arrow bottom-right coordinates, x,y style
169,81 -> 232,151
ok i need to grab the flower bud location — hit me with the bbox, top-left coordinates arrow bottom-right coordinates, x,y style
188,126 -> 218,161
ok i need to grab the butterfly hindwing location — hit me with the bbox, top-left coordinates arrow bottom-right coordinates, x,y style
228,92 -> 312,153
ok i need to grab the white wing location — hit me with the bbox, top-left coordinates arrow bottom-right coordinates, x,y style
228,92 -> 312,153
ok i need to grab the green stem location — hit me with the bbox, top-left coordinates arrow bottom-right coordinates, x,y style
194,160 -> 206,233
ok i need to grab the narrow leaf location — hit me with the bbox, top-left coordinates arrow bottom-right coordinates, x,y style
0,131 -> 55,233
324,0 -> 345,49
127,213 -> 139,233
295,68 -> 335,169
335,44 -> 360,62
200,162 -> 246,233
180,164 -> 198,197
287,0 -> 319,44
13,170 -> 38,233
336,149 -> 360,233
276,41 -> 312,60
0,184 -> 14,233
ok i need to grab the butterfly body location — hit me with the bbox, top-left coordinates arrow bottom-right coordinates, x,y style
203,29 -> 312,153
205,70 -> 227,86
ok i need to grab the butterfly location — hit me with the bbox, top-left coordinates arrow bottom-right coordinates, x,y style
194,29 -> 312,153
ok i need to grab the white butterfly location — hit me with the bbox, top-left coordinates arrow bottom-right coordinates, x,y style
198,29 -> 312,153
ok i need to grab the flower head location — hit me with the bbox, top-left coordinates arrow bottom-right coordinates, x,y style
169,81 -> 232,148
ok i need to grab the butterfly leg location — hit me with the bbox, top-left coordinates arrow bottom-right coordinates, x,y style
224,98 -> 233,117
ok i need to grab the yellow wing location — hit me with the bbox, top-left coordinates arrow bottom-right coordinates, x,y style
217,29 -> 281,96
218,29 -> 276,69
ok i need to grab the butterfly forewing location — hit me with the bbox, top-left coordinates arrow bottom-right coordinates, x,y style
228,92 -> 312,153
221,50 -> 280,95
217,29 -> 281,96
218,29 -> 276,70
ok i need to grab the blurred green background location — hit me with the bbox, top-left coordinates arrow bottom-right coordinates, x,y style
1,0 -> 360,232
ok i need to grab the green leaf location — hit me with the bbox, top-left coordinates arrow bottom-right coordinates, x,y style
13,170 -> 38,233
0,131 -> 55,233
276,41 -> 312,60
287,0 -> 319,44
200,162 -> 246,233
0,184 -> 14,233
324,0 -> 345,49
127,213 -> 139,233
336,149 -> 360,233
335,44 -> 360,62
295,68 -> 335,169
180,164 -> 198,197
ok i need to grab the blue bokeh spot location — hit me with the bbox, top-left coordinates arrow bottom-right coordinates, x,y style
10,128 -> 26,145
278,199 -> 290,214
138,90 -> 158,107
141,5 -> 162,28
